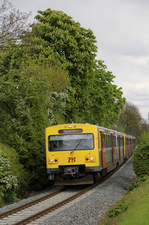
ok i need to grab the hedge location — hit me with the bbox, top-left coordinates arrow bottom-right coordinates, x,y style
133,133 -> 149,177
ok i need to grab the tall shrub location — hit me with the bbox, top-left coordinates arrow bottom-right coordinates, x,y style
133,133 -> 149,177
0,148 -> 18,204
0,47 -> 69,188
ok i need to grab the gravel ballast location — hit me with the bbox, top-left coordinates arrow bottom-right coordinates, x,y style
30,158 -> 136,225
0,186 -> 62,214
0,158 -> 136,225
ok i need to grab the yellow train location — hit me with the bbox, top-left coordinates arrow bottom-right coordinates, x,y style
45,123 -> 135,185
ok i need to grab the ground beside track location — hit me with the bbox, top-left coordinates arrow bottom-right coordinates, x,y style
31,158 -> 136,225
99,175 -> 149,225
0,158 -> 136,225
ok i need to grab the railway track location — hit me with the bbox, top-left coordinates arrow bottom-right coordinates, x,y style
0,188 -> 64,220
0,165 -> 123,225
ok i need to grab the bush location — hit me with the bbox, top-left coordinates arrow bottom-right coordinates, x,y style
107,202 -> 128,218
0,150 -> 18,204
133,133 -> 149,177
0,143 -> 27,205
128,176 -> 147,191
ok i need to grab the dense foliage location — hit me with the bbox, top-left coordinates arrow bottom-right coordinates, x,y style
0,143 -> 26,205
0,150 -> 18,203
133,133 -> 149,177
31,9 -> 125,124
116,102 -> 148,138
88,60 -> 125,126
0,7 -> 126,191
0,45 -> 69,188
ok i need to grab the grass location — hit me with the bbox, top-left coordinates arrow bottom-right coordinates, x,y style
99,176 -> 149,225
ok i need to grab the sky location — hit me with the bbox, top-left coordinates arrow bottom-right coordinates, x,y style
12,0 -> 149,121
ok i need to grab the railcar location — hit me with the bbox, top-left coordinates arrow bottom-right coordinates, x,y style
45,123 -> 135,185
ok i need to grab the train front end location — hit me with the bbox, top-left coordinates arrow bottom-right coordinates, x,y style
45,124 -> 100,185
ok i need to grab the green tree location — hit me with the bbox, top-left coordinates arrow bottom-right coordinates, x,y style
0,44 -> 69,188
28,8 -> 125,125
86,60 -> 125,126
0,7 -> 126,189
30,9 -> 97,122
117,102 -> 147,138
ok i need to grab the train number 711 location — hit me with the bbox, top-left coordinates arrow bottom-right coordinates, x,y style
68,157 -> 76,163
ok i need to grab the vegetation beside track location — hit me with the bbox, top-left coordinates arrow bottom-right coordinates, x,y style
0,0 -> 148,204
98,175 -> 149,225
0,143 -> 27,206
133,133 -> 149,177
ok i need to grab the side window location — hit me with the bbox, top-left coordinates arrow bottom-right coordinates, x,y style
106,134 -> 112,148
112,135 -> 116,146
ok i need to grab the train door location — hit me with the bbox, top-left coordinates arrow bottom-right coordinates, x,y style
100,132 -> 106,169
112,134 -> 115,164
126,137 -> 130,157
126,137 -> 130,158
107,133 -> 113,168
115,135 -> 118,163
98,132 -> 102,167
122,136 -> 124,160
124,136 -> 126,159
118,136 -> 121,161
119,136 -> 124,162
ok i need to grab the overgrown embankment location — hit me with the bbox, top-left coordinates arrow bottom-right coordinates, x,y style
99,176 -> 149,225
0,143 -> 27,207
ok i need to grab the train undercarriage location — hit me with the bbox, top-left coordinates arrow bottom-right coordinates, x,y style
48,165 -> 101,185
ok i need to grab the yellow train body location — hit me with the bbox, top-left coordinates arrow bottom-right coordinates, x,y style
45,123 -> 135,185
46,123 -> 100,169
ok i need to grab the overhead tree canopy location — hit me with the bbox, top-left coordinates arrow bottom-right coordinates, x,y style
0,0 -> 30,48
117,102 -> 148,138
87,60 -> 125,126
28,8 -> 125,125
0,7 -> 126,189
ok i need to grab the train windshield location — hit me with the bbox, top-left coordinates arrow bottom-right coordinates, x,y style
48,134 -> 94,151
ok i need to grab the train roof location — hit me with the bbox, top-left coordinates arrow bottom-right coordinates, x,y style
46,123 -> 135,139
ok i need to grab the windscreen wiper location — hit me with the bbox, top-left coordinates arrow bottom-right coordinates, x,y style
72,139 -> 82,151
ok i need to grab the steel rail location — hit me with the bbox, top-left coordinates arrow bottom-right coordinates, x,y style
0,160 -> 126,225
12,164 -> 123,225
0,188 -> 65,219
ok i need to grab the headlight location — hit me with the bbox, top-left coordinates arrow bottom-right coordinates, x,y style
85,156 -> 94,162
49,159 -> 54,163
49,159 -> 58,163
89,157 -> 94,161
